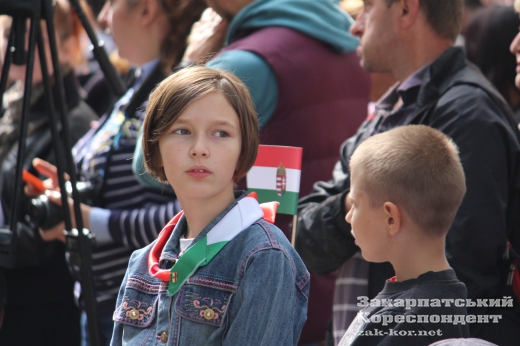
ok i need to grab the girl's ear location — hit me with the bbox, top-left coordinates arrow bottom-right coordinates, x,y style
139,0 -> 160,28
383,202 -> 401,236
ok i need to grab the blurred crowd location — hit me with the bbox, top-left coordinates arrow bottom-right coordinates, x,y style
0,0 -> 519,345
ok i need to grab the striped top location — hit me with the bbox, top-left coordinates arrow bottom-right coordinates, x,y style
72,63 -> 179,314
88,133 -> 177,314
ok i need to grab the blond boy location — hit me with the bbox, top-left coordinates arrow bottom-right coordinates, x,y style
339,125 -> 469,346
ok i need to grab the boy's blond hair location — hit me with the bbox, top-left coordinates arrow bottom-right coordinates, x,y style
516,0 -> 520,12
349,125 -> 466,235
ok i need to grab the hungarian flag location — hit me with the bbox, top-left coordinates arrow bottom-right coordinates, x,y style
247,145 -> 302,215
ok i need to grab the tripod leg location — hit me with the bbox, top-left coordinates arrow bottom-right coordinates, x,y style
68,0 -> 125,96
7,14 -> 39,269
42,1 -> 102,344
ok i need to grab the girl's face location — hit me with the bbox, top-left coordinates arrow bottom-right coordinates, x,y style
158,91 -> 241,204
98,0 -> 142,64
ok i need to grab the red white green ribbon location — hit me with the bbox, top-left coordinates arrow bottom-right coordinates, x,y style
148,196 -> 277,296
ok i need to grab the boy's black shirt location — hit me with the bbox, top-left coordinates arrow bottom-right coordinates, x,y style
339,269 -> 470,346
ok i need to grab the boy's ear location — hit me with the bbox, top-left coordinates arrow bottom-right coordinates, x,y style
383,202 -> 401,236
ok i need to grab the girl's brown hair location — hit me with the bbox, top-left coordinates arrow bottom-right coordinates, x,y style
143,66 -> 259,183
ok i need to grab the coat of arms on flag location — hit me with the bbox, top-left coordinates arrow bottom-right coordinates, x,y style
246,145 -> 302,215
276,163 -> 287,196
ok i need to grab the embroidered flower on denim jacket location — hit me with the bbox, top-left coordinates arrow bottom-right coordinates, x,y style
122,300 -> 153,321
178,286 -> 232,326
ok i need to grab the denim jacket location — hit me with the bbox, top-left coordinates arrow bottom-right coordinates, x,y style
110,192 -> 310,345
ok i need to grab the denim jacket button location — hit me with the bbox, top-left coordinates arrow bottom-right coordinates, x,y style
129,309 -> 139,320
160,332 -> 168,343
203,308 -> 215,320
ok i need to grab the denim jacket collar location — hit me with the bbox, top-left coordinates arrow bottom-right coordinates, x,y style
160,191 -> 249,262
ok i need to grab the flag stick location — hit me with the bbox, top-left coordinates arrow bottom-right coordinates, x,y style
291,214 -> 297,247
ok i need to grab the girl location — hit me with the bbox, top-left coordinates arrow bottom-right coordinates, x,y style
111,66 -> 310,345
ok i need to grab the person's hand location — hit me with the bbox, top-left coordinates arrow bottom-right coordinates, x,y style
24,158 -> 68,196
39,221 -> 67,242
38,189 -> 91,242
29,158 -> 91,241
182,8 -> 228,64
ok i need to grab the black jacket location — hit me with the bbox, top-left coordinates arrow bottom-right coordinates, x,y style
296,47 -> 520,307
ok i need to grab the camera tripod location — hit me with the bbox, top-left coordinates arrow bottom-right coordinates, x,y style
0,1 -> 125,345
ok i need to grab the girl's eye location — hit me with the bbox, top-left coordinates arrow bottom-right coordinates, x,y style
215,131 -> 229,138
173,129 -> 190,135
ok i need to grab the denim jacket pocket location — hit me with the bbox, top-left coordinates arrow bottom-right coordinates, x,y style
175,275 -> 237,327
113,274 -> 162,328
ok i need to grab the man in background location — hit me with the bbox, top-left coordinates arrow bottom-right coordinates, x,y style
296,1 -> 520,345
